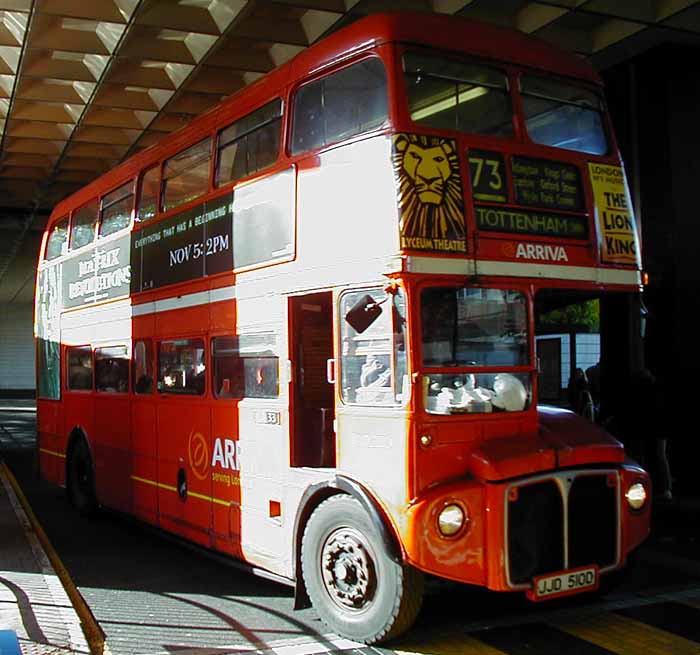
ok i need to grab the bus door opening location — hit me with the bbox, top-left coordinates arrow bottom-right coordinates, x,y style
290,292 -> 336,468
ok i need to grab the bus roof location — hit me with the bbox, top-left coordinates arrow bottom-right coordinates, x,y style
47,12 -> 601,223
290,12 -> 602,87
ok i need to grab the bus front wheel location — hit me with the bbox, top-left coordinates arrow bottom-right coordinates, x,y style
67,438 -> 97,516
301,494 -> 423,644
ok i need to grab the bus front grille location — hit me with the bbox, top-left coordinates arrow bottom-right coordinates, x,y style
568,474 -> 617,569
507,480 -> 564,584
507,472 -> 619,586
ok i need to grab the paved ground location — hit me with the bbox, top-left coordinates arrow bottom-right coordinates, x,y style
3,407 -> 700,654
0,462 -> 89,655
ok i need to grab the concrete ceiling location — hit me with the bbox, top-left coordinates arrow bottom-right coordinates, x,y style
3,0 -> 700,304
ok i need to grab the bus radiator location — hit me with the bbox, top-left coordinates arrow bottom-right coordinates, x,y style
507,472 -> 618,586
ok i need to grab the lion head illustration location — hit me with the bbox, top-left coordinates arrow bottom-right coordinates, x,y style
393,133 -> 465,242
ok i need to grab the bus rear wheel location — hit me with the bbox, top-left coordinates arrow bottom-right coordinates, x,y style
67,438 -> 97,516
301,494 -> 423,644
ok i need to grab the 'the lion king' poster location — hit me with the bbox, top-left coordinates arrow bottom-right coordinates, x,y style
393,133 -> 467,253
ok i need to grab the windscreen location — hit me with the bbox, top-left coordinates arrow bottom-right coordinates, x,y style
421,287 -> 531,414
404,52 -> 513,137
521,76 -> 608,155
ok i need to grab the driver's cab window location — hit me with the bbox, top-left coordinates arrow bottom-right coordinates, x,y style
420,287 -> 531,414
339,287 -> 407,406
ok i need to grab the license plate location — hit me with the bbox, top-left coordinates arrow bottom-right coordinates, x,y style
528,565 -> 599,601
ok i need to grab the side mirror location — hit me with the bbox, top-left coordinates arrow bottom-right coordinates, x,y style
345,294 -> 382,334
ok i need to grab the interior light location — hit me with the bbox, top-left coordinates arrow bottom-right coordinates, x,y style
411,86 -> 488,121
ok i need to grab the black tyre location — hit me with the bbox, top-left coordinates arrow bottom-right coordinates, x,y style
67,438 -> 98,516
301,494 -> 424,644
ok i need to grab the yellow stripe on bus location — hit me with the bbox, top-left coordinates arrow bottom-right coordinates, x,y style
395,635 -> 508,655
39,448 -> 66,459
130,475 -> 230,506
553,612 -> 700,654
131,475 -> 171,490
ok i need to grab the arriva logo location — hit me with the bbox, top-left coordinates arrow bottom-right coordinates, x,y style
188,431 -> 209,480
516,243 -> 569,262
212,437 -> 241,471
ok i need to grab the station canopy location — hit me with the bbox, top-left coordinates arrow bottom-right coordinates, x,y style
2,0 -> 700,297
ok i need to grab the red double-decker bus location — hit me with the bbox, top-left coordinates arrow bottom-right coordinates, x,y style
35,12 -> 650,644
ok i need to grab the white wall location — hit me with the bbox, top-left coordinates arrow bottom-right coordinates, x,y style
575,333 -> 600,383
0,303 -> 35,391
536,332 -> 600,390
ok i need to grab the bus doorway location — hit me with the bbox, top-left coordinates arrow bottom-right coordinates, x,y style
289,292 -> 336,468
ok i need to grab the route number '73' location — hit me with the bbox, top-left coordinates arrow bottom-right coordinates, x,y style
469,150 -> 507,203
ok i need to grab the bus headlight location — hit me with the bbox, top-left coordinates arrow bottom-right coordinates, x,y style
625,482 -> 647,510
437,503 -> 467,537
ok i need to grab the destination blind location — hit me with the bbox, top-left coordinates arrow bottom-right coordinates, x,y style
468,149 -> 588,240
475,206 -> 588,239
511,156 -> 583,212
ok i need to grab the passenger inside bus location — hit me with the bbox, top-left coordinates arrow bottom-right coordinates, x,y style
243,359 -> 278,398
191,357 -> 206,395
133,340 -> 153,394
68,350 -> 92,391
96,357 -> 128,392
134,373 -> 153,394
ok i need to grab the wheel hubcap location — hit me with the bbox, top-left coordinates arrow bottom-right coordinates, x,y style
321,528 -> 376,610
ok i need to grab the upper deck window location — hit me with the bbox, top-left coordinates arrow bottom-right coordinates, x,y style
520,76 -> 608,155
216,99 -> 282,186
70,200 -> 98,250
162,138 -> 212,212
45,216 -> 69,261
404,52 -> 513,137
99,180 -> 134,237
291,58 -> 388,155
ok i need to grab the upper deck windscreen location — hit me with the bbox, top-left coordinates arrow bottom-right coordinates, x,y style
403,51 -> 608,156
520,76 -> 608,155
404,53 -> 513,138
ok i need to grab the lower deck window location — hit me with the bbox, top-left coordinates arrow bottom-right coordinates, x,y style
95,346 -> 129,392
133,339 -> 153,394
67,346 -> 93,391
212,334 -> 279,399
158,339 -> 206,395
